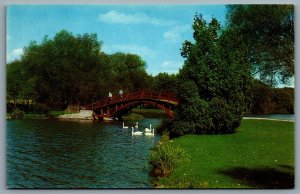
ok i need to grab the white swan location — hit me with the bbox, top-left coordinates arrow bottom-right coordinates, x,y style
132,127 -> 143,135
135,122 -> 139,128
144,124 -> 152,133
144,125 -> 152,133
145,127 -> 155,136
123,122 -> 128,129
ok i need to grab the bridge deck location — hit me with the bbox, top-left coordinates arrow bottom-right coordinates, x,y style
84,90 -> 179,119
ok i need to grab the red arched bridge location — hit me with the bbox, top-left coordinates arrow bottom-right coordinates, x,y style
84,90 -> 179,120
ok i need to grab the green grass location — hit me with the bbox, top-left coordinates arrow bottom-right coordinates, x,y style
49,110 -> 77,117
7,111 -> 78,120
154,119 -> 294,189
23,113 -> 47,119
132,108 -> 167,118
121,113 -> 144,121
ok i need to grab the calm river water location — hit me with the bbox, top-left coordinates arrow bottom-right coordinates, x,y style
7,118 -> 163,188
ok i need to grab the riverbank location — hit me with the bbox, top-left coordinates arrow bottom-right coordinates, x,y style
6,108 -> 165,121
152,119 -> 294,188
6,110 -> 79,120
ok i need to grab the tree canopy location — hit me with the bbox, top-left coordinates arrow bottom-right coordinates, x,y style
170,15 -> 252,136
226,5 -> 294,86
9,30 -> 149,111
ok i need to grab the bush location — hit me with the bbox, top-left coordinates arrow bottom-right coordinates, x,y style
149,133 -> 189,176
10,108 -> 25,119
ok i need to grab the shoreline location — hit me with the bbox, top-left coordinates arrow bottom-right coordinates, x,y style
243,117 -> 294,122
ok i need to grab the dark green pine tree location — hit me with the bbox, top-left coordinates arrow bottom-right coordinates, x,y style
171,15 -> 252,136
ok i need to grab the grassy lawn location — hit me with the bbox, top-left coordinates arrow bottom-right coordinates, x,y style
132,108 -> 167,118
155,119 -> 294,188
122,113 -> 144,121
48,110 -> 78,117
7,111 -> 78,119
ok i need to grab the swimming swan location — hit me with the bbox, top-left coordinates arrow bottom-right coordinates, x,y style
145,127 -> 155,136
144,124 -> 152,133
123,122 -> 128,129
132,127 -> 143,135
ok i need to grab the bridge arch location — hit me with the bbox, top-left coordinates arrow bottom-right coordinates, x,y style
109,100 -> 175,118
84,90 -> 179,120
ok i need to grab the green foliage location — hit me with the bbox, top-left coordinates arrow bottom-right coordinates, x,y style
132,108 -> 167,119
121,113 -> 144,121
6,60 -> 35,107
158,132 -> 170,145
150,145 -> 189,176
248,80 -> 294,114
150,72 -> 178,93
171,15 -> 251,136
21,30 -> 105,108
226,5 -> 294,85
48,111 -> 76,117
7,30 -> 150,111
6,61 -> 23,104
10,108 -> 25,119
149,133 -> 189,176
109,52 -> 150,91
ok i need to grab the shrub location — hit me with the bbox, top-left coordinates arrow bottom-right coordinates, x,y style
10,108 -> 25,119
149,134 -> 189,176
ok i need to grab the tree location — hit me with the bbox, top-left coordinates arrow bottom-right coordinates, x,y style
248,80 -> 294,114
7,60 -> 25,107
21,30 -> 105,109
170,15 -> 251,136
109,52 -> 149,92
151,72 -> 178,93
18,30 -> 152,110
7,60 -> 35,111
226,5 -> 294,86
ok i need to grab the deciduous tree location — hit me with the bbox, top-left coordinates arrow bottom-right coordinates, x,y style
226,5 -> 294,86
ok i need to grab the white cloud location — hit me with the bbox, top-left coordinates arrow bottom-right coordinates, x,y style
163,25 -> 191,42
7,48 -> 23,62
103,44 -> 157,58
161,60 -> 183,74
98,11 -> 176,26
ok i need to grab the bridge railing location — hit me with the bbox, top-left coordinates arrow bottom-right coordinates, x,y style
84,90 -> 179,110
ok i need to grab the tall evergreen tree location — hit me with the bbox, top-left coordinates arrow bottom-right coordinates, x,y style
170,15 -> 251,136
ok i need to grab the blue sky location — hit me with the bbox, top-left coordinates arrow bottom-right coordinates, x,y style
6,5 -> 227,75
